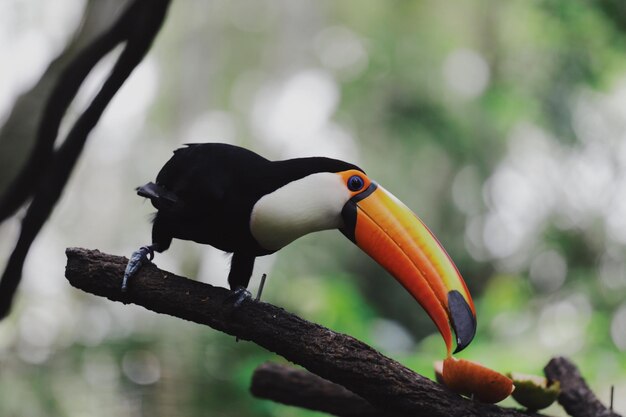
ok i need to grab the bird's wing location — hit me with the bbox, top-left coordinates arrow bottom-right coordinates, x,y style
152,144 -> 235,210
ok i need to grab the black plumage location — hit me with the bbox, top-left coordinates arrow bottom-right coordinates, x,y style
137,143 -> 361,289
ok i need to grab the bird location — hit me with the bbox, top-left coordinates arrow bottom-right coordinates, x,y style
123,142 -> 476,354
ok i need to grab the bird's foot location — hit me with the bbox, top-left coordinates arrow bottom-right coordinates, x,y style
227,274 -> 268,309
121,245 -> 155,292
227,286 -> 252,308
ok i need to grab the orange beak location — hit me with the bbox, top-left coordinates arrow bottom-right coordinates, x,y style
340,182 -> 476,355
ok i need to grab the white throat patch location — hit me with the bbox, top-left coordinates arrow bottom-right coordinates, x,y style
250,172 -> 350,251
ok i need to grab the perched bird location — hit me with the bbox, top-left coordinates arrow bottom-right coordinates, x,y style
123,143 -> 476,353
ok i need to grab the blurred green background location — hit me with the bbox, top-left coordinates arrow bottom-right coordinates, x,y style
1,0 -> 626,416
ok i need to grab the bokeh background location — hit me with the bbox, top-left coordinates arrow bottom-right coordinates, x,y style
1,0 -> 626,416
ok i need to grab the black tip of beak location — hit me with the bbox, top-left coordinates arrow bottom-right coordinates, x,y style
448,290 -> 477,354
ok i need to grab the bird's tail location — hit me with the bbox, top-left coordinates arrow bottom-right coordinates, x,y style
137,182 -> 179,209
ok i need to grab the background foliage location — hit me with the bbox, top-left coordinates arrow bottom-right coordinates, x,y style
1,0 -> 625,416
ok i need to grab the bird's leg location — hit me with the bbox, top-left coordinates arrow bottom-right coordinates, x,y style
121,244 -> 156,292
226,252 -> 255,307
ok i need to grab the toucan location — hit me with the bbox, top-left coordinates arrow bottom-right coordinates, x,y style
123,143 -> 476,353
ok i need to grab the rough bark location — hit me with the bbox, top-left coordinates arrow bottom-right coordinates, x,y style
544,357 -> 621,417
65,247 -> 545,417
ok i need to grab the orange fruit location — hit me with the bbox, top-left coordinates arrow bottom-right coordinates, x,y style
441,357 -> 514,403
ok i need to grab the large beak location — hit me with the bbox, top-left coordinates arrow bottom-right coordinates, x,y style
341,182 -> 476,355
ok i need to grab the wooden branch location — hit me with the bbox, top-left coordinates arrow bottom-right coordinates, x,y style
251,362 -> 384,417
544,357 -> 621,417
0,0 -> 139,222
0,0 -> 171,318
65,248 -> 544,417
0,0 -> 134,197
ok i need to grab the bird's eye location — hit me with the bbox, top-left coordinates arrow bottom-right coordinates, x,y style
347,175 -> 365,191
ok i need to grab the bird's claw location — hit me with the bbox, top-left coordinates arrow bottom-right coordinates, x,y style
121,246 -> 154,292
142,245 -> 155,261
228,286 -> 252,308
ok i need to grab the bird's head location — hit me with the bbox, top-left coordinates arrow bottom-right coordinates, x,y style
250,164 -> 476,354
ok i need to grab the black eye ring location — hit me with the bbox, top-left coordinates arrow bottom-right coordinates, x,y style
347,175 -> 365,192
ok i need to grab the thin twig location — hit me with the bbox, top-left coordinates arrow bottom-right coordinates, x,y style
610,386 -> 614,412
256,273 -> 267,301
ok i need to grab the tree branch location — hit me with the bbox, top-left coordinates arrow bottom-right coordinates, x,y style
0,0 -> 134,197
251,362 -> 385,417
65,247 -> 545,417
0,0 -> 138,221
544,357 -> 621,417
0,0 -> 171,319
